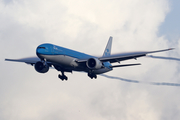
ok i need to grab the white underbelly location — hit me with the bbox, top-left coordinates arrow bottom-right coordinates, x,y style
41,55 -> 78,67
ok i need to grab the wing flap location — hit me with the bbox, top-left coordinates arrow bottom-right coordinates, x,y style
100,53 -> 145,63
111,63 -> 141,68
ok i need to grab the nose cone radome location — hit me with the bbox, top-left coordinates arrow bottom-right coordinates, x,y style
36,45 -> 46,58
36,43 -> 53,58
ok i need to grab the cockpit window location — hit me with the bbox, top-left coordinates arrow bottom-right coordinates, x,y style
38,47 -> 46,49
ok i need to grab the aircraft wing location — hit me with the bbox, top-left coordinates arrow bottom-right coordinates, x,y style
5,57 -> 42,65
98,48 -> 174,63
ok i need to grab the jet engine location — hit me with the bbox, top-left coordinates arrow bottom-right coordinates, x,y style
34,61 -> 49,73
86,58 -> 103,70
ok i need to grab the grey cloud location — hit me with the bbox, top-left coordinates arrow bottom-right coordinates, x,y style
3,0 -> 13,5
0,16 -> 45,57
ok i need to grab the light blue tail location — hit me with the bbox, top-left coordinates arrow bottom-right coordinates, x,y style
102,36 -> 113,57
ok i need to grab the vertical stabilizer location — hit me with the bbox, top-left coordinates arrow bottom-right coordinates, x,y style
103,36 -> 113,57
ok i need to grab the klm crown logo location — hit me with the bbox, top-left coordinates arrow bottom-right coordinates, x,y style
105,49 -> 110,56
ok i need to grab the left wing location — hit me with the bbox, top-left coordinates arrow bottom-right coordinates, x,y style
98,48 -> 174,63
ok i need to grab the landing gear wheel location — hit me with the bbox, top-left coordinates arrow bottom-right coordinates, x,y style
88,72 -> 97,79
58,74 -> 68,81
58,74 -> 64,81
64,76 -> 68,80
94,75 -> 97,79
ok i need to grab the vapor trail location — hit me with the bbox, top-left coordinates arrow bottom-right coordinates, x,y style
147,55 -> 180,61
100,74 -> 180,87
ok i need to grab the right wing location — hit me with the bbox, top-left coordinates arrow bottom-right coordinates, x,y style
5,57 -> 41,65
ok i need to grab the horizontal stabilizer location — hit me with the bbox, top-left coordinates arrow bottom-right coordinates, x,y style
111,63 -> 141,68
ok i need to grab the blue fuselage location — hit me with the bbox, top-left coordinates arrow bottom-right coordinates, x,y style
36,43 -> 112,74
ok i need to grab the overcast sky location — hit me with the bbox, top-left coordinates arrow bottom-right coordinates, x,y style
1,0 -> 180,120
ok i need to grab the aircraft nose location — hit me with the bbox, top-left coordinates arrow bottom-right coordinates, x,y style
36,44 -> 53,58
36,48 -> 40,55
36,46 -> 46,58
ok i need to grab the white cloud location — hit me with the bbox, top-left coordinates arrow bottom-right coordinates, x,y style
1,0 -> 180,120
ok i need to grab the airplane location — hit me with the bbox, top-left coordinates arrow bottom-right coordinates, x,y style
5,36 -> 174,81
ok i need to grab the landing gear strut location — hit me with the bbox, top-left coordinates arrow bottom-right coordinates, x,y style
58,71 -> 68,81
88,72 -> 97,79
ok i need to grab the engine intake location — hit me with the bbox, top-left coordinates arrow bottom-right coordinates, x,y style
34,61 -> 49,73
86,58 -> 103,70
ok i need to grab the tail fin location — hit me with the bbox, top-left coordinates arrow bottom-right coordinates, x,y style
102,36 -> 113,57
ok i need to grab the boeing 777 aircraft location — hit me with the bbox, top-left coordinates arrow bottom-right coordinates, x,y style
5,37 -> 173,81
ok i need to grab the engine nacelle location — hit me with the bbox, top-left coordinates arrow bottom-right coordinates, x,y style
34,61 -> 49,73
86,58 -> 103,70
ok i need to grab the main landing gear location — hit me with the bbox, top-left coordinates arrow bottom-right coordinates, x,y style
88,72 -> 97,79
58,71 -> 68,81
